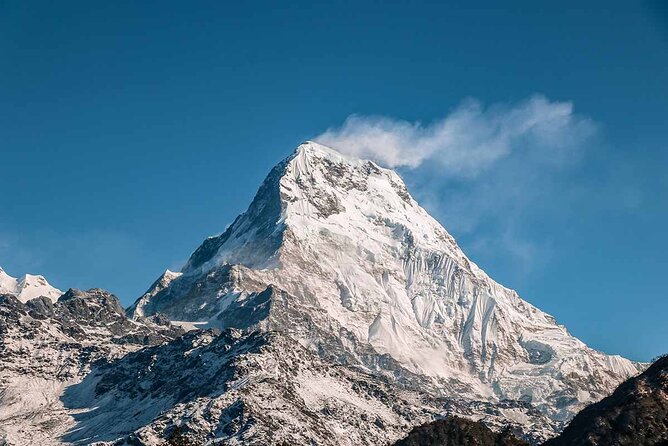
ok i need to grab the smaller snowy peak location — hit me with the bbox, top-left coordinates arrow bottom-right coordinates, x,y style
17,274 -> 62,302
0,266 -> 62,303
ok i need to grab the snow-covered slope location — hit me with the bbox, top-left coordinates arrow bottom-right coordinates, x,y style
0,267 -> 62,303
131,142 -> 643,433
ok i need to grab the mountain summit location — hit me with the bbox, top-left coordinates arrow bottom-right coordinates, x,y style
130,142 -> 641,427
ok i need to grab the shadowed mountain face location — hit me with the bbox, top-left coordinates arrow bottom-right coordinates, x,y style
544,355 -> 668,446
0,289 -> 183,445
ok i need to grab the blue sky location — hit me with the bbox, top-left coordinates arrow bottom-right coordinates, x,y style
1,1 -> 666,361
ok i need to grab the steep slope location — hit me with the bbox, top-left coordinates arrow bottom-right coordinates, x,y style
0,287 -> 184,445
130,141 -> 642,433
544,354 -> 668,446
0,267 -> 62,302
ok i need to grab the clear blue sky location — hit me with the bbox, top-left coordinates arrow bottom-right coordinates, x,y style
1,1 -> 666,361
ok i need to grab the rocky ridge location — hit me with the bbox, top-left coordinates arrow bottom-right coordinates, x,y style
0,288 -> 183,445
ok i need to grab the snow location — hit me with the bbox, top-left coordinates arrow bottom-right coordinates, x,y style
171,320 -> 210,331
0,267 -> 62,303
0,375 -> 74,446
0,286 -> 185,446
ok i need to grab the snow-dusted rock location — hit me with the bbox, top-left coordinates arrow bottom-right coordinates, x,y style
0,287 -> 184,445
62,328 -> 556,445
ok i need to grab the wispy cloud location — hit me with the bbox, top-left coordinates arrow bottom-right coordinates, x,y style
315,95 -> 597,282
315,94 -> 595,176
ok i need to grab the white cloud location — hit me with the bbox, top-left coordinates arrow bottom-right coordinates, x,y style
316,95 -> 598,283
315,95 -> 595,176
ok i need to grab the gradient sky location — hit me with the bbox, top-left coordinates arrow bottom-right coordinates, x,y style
1,1 -> 667,361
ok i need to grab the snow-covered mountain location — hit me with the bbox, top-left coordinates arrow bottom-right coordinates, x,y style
0,142 -> 644,445
129,142 -> 642,433
0,267 -> 62,302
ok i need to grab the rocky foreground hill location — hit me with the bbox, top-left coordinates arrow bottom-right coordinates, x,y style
393,416 -> 530,446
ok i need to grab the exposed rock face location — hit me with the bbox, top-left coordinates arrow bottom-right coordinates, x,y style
131,142 -> 641,433
62,329 -> 436,445
61,328 -> 554,446
393,416 -> 530,446
544,355 -> 668,446
0,289 -> 184,445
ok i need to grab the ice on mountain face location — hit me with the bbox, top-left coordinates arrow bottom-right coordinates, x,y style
131,141 -> 643,433
0,267 -> 62,303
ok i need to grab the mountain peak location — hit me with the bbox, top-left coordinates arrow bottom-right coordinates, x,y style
292,140 -> 380,170
0,266 -> 62,303
290,140 -> 397,183
132,142 -> 641,431
180,141 -> 418,275
294,140 -> 347,159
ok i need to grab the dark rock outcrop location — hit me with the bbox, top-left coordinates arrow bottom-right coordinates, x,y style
392,416 -> 529,446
